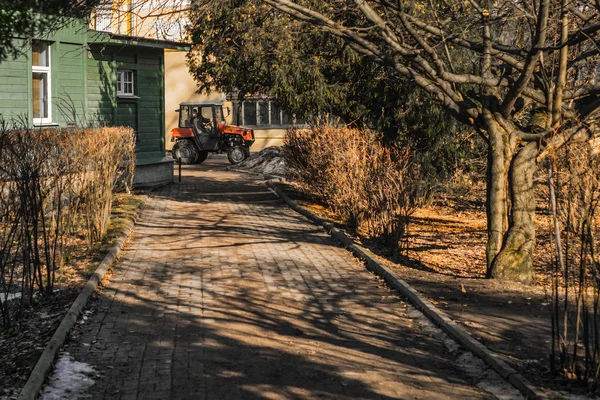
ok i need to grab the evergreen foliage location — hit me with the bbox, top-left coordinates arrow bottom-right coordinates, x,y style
187,0 -> 483,180
0,0 -> 100,61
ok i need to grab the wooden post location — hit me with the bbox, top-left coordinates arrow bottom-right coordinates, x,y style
178,157 -> 182,183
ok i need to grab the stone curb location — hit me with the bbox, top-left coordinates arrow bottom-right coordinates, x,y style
17,194 -> 149,400
267,181 -> 546,400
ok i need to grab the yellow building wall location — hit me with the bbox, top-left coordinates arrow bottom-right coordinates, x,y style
164,49 -> 286,153
164,49 -> 224,150
252,128 -> 286,151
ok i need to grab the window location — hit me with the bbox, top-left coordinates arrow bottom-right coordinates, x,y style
95,9 -> 112,32
94,0 -> 113,32
32,42 -> 51,125
117,70 -> 135,96
233,100 -> 301,128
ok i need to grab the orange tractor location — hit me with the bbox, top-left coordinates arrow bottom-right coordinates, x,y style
171,102 -> 255,165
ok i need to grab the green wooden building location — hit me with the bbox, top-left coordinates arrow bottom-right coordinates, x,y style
0,19 -> 185,186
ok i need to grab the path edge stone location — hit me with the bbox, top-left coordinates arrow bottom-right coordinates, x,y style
17,193 -> 150,400
267,181 -> 547,400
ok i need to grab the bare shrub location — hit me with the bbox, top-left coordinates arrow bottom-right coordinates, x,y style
76,128 -> 136,247
549,140 -> 600,387
284,124 -> 421,253
0,127 -> 135,328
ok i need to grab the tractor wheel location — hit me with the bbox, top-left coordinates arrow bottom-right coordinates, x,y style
196,150 -> 209,164
172,140 -> 198,165
227,146 -> 247,165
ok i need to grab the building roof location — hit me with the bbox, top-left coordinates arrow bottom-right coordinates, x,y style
179,102 -> 223,107
88,30 -> 190,51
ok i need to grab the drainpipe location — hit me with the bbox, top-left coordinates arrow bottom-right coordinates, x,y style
126,0 -> 134,36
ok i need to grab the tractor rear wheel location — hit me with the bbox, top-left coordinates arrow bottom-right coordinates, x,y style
196,150 -> 209,164
227,146 -> 247,165
172,140 -> 198,165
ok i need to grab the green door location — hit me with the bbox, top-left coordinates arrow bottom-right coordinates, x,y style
116,102 -> 138,143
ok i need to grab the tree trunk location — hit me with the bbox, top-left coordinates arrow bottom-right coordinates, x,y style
485,116 -> 509,273
488,141 -> 538,283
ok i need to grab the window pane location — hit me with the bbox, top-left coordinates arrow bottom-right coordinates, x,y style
243,101 -> 257,125
117,70 -> 134,95
200,107 -> 212,121
270,103 -> 282,126
32,42 -> 49,67
95,9 -> 112,31
282,111 -> 293,126
214,106 -> 224,122
180,106 -> 190,127
32,72 -> 49,119
257,101 -> 269,126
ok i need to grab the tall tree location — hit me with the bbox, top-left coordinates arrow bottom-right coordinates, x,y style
0,0 -> 101,61
188,0 -> 476,180
252,0 -> 600,282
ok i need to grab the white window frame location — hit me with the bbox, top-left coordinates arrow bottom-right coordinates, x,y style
117,69 -> 135,96
32,42 -> 52,125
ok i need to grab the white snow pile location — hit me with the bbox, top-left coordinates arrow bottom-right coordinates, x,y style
0,292 -> 22,302
407,308 -> 525,400
233,146 -> 287,177
40,353 -> 98,400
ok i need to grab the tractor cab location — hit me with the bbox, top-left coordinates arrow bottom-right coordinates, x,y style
171,102 -> 254,165
178,103 -> 223,151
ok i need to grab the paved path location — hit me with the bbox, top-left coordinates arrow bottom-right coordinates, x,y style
62,158 -> 491,399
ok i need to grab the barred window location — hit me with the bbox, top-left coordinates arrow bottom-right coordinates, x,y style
232,100 -> 303,128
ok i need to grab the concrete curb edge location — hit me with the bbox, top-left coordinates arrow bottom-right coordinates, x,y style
17,194 -> 150,400
267,181 -> 546,400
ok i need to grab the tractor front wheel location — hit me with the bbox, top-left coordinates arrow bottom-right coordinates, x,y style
227,146 -> 247,165
196,150 -> 209,164
172,140 -> 198,165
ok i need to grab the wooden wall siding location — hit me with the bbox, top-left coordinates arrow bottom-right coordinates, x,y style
136,60 -> 163,155
55,42 -> 86,126
45,18 -> 88,45
87,51 -> 116,126
0,41 -> 29,124
116,102 -> 137,131
0,28 -> 168,164
88,46 -> 165,161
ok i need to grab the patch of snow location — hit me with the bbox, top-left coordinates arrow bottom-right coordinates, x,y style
40,352 -> 98,400
555,392 -> 598,400
1,387 -> 20,400
476,370 -> 524,400
408,307 -> 524,399
456,352 -> 489,380
0,292 -> 22,302
233,146 -> 287,176
442,337 -> 461,354
79,310 -> 93,325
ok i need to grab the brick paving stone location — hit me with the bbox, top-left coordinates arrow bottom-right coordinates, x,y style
60,158 -> 494,399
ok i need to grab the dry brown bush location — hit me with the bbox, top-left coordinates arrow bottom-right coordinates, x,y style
284,124 -> 421,252
0,127 -> 135,328
548,140 -> 600,386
